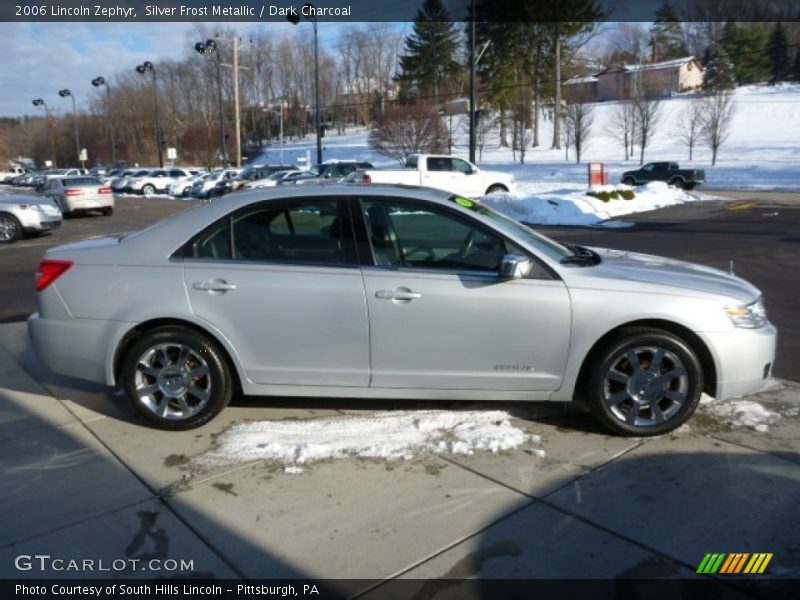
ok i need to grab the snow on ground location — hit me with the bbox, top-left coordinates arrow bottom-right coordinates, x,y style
703,399 -> 784,433
199,410 -> 540,469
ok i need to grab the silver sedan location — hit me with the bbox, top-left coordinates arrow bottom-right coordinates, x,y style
28,185 -> 777,435
0,194 -> 62,243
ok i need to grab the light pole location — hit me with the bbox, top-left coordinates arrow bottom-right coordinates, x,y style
58,89 -> 82,167
288,3 -> 322,165
91,76 -> 117,167
195,39 -> 227,166
468,0 -> 476,163
32,98 -> 56,168
136,61 -> 163,168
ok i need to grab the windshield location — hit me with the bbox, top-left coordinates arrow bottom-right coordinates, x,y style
449,196 -> 571,261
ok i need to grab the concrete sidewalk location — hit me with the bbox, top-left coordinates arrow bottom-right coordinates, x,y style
1,321 -> 799,595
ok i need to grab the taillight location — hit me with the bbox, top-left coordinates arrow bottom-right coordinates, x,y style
65,188 -> 84,196
99,187 -> 112,194
362,174 -> 372,183
36,260 -> 74,292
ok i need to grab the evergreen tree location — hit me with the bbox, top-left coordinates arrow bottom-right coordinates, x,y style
793,48 -> 800,82
650,2 -> 688,61
703,41 -> 736,91
766,22 -> 790,84
720,22 -> 769,85
395,0 -> 461,103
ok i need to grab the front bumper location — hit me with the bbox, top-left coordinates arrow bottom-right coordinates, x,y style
699,323 -> 777,400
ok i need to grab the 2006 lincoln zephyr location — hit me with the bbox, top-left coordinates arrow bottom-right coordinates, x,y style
28,185 -> 776,436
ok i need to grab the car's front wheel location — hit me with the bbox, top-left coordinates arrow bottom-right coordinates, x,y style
622,176 -> 636,186
121,327 -> 233,430
142,184 -> 155,196
585,328 -> 703,436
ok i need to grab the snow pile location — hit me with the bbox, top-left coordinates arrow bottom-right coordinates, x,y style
483,181 -> 703,227
199,410 -> 538,467
704,399 -> 783,432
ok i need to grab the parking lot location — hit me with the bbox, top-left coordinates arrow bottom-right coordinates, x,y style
0,188 -> 799,594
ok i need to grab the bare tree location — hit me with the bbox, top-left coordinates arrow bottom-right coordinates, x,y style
564,96 -> 594,163
607,102 -> 636,161
368,104 -> 447,165
475,110 -> 496,161
631,84 -> 664,165
700,89 -> 736,166
674,98 -> 703,161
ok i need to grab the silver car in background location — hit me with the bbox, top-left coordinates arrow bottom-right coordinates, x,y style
0,194 -> 62,243
42,176 -> 114,217
28,185 -> 776,435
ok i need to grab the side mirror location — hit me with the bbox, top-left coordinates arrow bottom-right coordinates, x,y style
499,254 -> 532,279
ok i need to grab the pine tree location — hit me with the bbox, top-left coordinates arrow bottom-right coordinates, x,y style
395,0 -> 461,104
720,22 -> 769,84
650,1 -> 687,61
703,42 -> 736,91
766,22 -> 790,84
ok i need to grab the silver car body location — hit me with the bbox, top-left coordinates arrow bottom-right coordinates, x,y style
42,176 -> 114,214
29,185 -> 775,409
0,194 -> 62,241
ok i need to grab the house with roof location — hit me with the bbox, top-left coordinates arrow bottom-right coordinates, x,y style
565,56 -> 704,103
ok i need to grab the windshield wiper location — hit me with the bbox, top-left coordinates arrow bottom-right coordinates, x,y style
560,244 -> 599,266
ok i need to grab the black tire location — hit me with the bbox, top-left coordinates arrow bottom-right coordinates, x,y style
584,327 -> 703,437
669,177 -> 685,189
622,177 -> 636,186
121,326 -> 233,430
142,184 -> 155,196
485,184 -> 508,195
0,212 -> 22,244
102,206 -> 113,217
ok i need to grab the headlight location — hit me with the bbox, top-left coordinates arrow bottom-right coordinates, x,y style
725,297 -> 767,329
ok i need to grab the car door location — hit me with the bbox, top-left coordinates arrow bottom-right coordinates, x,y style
354,195 -> 572,392
183,196 -> 370,387
422,157 -> 466,195
451,158 -> 478,197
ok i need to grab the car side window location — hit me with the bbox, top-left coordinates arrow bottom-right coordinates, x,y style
642,164 -> 654,171
427,157 -> 453,172
360,199 -> 510,272
193,200 -> 347,266
452,159 -> 472,174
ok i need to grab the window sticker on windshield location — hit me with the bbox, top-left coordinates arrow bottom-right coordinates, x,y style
453,196 -> 474,208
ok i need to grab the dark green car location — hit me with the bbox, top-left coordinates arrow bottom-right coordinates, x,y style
621,162 -> 705,190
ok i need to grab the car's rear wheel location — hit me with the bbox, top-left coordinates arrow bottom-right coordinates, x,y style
485,184 -> 508,195
622,176 -> 636,186
121,327 -> 233,430
669,177 -> 686,189
101,207 -> 113,217
585,328 -> 703,436
142,184 -> 155,196
0,213 -> 22,244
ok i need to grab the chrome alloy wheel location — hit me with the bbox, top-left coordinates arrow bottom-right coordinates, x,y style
133,343 -> 212,420
0,215 -> 19,242
602,345 -> 689,428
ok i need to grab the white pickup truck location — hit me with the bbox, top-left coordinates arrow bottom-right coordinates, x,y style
361,154 -> 513,197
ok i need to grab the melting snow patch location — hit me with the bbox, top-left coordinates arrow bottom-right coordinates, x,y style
199,410 -> 536,468
704,399 -> 782,432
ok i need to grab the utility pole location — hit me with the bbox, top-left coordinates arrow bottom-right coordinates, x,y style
469,0 -> 476,163
220,36 -> 249,168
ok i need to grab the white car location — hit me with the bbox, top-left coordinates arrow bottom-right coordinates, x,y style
0,194 -> 62,243
169,173 -> 206,198
127,168 -> 203,196
191,169 -> 241,198
242,170 -> 295,189
41,176 -> 114,217
362,154 -> 514,197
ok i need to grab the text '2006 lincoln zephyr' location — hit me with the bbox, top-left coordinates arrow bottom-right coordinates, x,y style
28,185 -> 776,436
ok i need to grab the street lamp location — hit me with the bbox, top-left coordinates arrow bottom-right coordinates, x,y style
91,76 -> 117,167
288,3 -> 322,165
195,39 -> 227,166
58,89 -> 83,168
32,98 -> 56,168
136,61 -> 163,168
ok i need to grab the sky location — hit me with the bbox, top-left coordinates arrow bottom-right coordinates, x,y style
0,20 -> 389,118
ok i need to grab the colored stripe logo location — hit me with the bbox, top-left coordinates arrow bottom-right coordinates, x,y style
697,553 -> 772,574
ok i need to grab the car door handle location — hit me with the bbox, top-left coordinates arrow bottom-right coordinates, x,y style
375,289 -> 422,301
193,280 -> 237,292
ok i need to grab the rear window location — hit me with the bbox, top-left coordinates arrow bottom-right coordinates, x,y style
64,177 -> 101,186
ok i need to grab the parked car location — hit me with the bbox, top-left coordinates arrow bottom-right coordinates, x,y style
111,169 -> 151,194
242,170 -> 297,189
1,166 -> 29,183
169,173 -> 206,198
41,176 -> 114,217
191,169 -> 241,198
128,168 -> 203,196
621,162 -> 705,190
0,194 -> 62,243
213,164 -> 299,196
28,185 -> 776,435
362,155 -> 513,197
